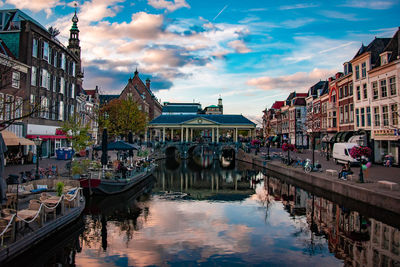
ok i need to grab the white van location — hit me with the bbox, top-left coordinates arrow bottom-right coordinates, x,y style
332,143 -> 359,165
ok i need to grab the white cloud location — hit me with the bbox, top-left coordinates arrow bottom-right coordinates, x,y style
341,0 -> 397,9
279,3 -> 319,10
320,10 -> 364,21
148,0 -> 190,12
228,40 -> 252,54
5,0 -> 62,17
247,68 -> 336,91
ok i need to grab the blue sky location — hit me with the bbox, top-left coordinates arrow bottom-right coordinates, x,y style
2,0 -> 399,123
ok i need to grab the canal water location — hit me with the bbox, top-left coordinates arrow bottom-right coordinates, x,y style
8,156 -> 400,266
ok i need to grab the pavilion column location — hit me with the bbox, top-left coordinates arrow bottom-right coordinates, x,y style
249,129 -> 252,139
149,129 -> 152,142
186,127 -> 189,142
171,128 -> 174,141
216,127 -> 219,143
235,128 -> 238,142
212,128 -> 215,143
190,128 -> 193,142
162,127 -> 166,142
181,127 -> 184,142
145,128 -> 148,143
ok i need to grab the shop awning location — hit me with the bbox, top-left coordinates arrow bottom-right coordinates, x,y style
26,134 -> 70,140
341,131 -> 354,142
1,130 -> 35,146
321,134 -> 334,143
335,132 -> 344,142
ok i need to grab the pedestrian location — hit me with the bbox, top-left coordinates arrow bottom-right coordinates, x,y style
338,163 -> 352,180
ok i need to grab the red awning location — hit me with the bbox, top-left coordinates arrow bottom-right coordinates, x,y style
26,135 -> 70,140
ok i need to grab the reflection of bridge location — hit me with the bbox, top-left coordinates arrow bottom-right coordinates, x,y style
163,141 -> 239,159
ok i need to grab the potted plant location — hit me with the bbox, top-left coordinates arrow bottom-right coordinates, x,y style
56,182 -> 64,196
349,146 -> 372,183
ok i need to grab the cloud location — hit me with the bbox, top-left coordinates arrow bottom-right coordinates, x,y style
5,0 -> 62,17
228,40 -> 251,54
148,0 -> 190,12
340,0 -> 397,9
320,10 -> 364,21
246,68 -> 336,91
279,3 -> 319,10
79,0 -> 125,22
281,18 -> 315,29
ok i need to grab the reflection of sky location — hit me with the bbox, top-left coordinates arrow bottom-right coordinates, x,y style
76,186 -> 343,267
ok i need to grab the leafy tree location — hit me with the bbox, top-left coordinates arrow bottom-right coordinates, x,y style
98,98 -> 148,138
62,114 -> 93,175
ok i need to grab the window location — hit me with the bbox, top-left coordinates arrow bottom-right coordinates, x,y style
331,91 -> 336,104
339,87 -> 343,99
367,107 -> 371,126
344,85 -> 348,97
374,107 -> 380,127
345,105 -> 349,123
41,97 -> 49,118
12,72 -> 20,88
15,97 -> 22,119
356,109 -> 359,127
61,54 -> 66,71
52,75 -> 56,92
70,104 -> 74,117
32,38 -> 38,58
72,62 -> 76,77
382,106 -> 389,126
355,65 -> 360,80
391,104 -> 398,126
71,83 -> 75,99
372,81 -> 378,100
60,77 -> 65,94
59,101 -> 64,121
41,69 -> 49,89
0,94 -> 3,120
363,83 -> 367,99
361,107 -> 365,127
31,66 -> 37,86
349,83 -> 353,96
42,41 -> 49,61
53,50 -> 57,67
356,85 -> 361,100
350,104 -> 354,122
361,62 -> 366,78
340,107 -> 344,124
389,77 -> 396,96
380,79 -> 387,98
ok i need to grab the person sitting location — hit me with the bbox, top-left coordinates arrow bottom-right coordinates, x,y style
339,163 -> 352,180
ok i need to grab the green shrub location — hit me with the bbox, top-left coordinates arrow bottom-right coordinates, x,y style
56,182 -> 64,196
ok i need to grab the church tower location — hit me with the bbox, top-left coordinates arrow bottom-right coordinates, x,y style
218,95 -> 223,114
68,5 -> 83,79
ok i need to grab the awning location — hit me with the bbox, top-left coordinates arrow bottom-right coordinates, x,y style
341,131 -> 354,142
321,134 -> 334,143
1,130 -> 20,146
1,130 -> 35,146
336,132 -> 344,142
26,134 -> 69,140
18,137 -> 35,146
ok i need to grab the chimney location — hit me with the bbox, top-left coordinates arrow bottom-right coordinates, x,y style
146,78 -> 151,90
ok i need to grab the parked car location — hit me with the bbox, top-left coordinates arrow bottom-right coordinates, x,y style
332,143 -> 359,165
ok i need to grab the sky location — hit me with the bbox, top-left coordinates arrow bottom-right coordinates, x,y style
1,0 -> 399,124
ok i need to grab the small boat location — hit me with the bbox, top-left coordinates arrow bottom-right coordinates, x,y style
79,164 -> 156,195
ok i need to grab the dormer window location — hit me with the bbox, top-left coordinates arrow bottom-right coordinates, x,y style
380,52 -> 391,66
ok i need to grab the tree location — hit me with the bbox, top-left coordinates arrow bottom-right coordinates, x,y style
98,98 -> 147,139
0,54 -> 41,131
48,26 -> 60,38
62,114 -> 93,175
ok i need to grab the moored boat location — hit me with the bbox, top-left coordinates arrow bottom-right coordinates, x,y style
79,164 -> 156,195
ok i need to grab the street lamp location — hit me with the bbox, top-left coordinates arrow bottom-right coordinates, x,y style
33,137 -> 42,180
358,156 -> 366,183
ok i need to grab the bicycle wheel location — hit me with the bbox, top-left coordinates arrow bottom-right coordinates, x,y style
304,166 -> 312,173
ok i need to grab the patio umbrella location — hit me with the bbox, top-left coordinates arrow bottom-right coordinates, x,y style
0,132 -> 8,205
94,140 -> 139,151
101,128 -> 108,166
128,132 -> 134,158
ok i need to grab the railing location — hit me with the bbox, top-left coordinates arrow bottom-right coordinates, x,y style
0,188 -> 83,246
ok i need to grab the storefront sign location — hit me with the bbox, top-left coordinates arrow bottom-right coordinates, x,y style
372,129 -> 400,141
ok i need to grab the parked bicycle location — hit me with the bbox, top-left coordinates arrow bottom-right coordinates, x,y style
303,159 -> 322,173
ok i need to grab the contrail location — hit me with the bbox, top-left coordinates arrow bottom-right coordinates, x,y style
213,5 -> 228,21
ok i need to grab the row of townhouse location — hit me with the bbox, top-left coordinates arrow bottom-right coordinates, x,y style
262,27 -> 400,165
0,9 -> 99,158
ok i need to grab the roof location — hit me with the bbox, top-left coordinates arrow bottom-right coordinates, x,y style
0,39 -> 15,58
271,101 -> 284,109
376,28 -> 400,66
162,105 -> 200,113
85,89 -> 97,97
150,114 -> 256,126
308,81 -> 328,98
0,9 -> 47,32
206,105 -> 220,108
293,98 -> 306,106
353,37 -> 391,65
99,94 -> 119,105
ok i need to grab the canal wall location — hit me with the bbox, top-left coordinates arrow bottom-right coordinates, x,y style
237,149 -> 400,215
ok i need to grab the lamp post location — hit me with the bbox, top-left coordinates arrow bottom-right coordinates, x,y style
33,137 -> 42,180
358,156 -> 365,183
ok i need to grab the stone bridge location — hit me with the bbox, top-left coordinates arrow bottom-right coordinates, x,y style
162,142 -> 239,159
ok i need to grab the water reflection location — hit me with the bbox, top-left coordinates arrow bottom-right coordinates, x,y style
8,156 -> 400,266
